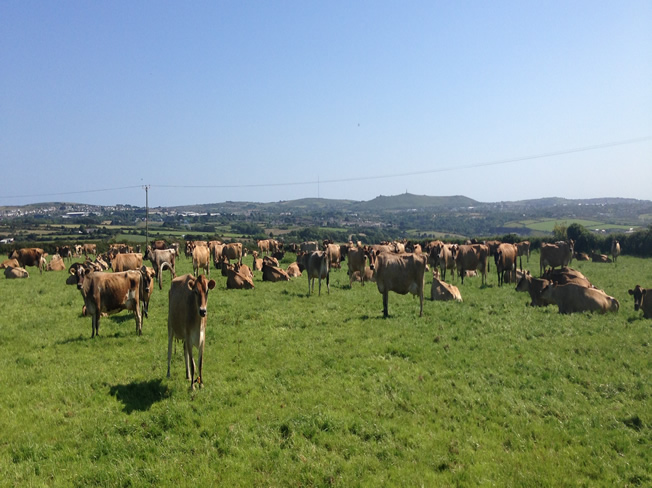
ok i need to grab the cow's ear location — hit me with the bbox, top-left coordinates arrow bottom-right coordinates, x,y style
628,289 -> 634,295
642,289 -> 648,297
208,279 -> 216,290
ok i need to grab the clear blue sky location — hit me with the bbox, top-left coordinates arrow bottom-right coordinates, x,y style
2,1 -> 651,208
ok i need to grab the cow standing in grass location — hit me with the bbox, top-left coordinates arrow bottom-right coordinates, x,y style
167,274 -> 216,389
374,252 -> 427,318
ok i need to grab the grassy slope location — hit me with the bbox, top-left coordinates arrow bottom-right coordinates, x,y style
0,252 -> 649,486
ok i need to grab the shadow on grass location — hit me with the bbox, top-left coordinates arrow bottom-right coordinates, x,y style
109,379 -> 170,413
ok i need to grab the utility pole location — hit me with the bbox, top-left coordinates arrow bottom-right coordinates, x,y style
143,185 -> 150,248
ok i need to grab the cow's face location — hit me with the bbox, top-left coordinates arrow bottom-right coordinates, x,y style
366,250 -> 378,270
75,267 -> 87,289
191,275 -> 216,317
628,286 -> 645,311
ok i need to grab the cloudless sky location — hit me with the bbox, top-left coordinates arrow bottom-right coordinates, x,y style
2,1 -> 651,208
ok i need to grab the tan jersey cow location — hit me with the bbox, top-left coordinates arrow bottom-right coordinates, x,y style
374,252 -> 427,318
167,274 -> 216,389
9,248 -> 45,274
455,244 -> 488,285
112,253 -> 143,272
515,272 -> 554,307
611,240 -> 621,263
628,285 -> 652,318
540,283 -> 619,314
540,241 -> 574,276
145,247 -> 177,289
494,243 -> 518,286
4,266 -> 29,279
262,262 -> 291,282
192,245 -> 211,277
76,269 -> 144,338
431,275 -> 462,302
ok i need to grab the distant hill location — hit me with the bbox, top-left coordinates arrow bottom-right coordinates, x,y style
354,193 -> 479,211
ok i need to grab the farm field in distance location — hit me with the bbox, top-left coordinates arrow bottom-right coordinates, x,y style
506,218 -> 638,234
0,250 -> 649,486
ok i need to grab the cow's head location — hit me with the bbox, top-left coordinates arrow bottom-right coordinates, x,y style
628,285 -> 646,311
75,266 -> 88,289
188,274 -> 216,317
366,249 -> 379,270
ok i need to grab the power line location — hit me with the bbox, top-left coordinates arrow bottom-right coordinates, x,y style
1,136 -> 650,199
0,185 -> 144,200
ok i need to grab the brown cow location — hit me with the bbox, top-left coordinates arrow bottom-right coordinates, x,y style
350,267 -> 375,283
611,240 -> 621,263
515,272 -> 553,307
374,252 -> 427,318
152,240 -> 168,250
542,267 -> 593,288
494,243 -> 518,286
145,247 -> 177,289
223,243 -> 243,265
628,285 -> 652,319
226,265 -> 255,289
0,258 -> 19,269
252,251 -> 263,272
438,244 -> 458,282
300,241 -> 319,252
82,243 -> 97,257
262,262 -> 291,282
515,241 -> 531,263
540,283 -> 619,314
574,252 -> 590,261
257,239 -> 272,255
9,248 -> 45,275
591,252 -> 612,263
167,274 -> 216,389
325,243 -> 341,269
431,274 -> 462,302
47,254 -> 66,271
347,247 -> 375,287
4,266 -> 29,279
76,269 -> 145,337
455,244 -> 488,285
140,266 -> 157,318
286,262 -> 302,278
56,245 -> 73,262
304,251 -> 330,295
192,246 -> 211,277
112,253 -> 143,272
540,241 -> 574,276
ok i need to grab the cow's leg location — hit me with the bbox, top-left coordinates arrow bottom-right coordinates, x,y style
419,289 -> 424,317
91,313 -> 97,338
187,342 -> 196,390
382,292 -> 389,318
135,305 -> 142,336
184,341 -> 192,381
318,277 -> 321,296
326,272 -> 330,294
167,330 -> 174,378
197,338 -> 204,389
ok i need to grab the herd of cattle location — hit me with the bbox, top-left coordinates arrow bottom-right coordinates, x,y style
1,236 -> 646,388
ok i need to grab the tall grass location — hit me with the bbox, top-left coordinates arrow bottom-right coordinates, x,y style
0,252 -> 649,486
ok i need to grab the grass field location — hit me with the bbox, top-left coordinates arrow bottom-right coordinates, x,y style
0,251 -> 649,486
506,219 -> 637,233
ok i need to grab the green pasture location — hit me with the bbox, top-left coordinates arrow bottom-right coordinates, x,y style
506,219 -> 637,233
0,251 -> 649,486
